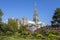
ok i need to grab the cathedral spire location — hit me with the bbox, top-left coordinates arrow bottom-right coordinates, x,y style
33,0 -> 39,23
33,0 -> 38,16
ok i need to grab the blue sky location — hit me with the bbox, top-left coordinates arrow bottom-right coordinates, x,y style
0,0 -> 60,25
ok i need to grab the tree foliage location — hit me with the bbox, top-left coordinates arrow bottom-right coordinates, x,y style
8,18 -> 18,32
51,8 -> 60,27
0,9 -> 3,32
0,9 -> 3,22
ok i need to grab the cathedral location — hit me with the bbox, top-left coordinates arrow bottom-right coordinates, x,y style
17,1 -> 46,32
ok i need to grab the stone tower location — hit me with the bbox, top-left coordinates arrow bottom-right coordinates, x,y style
33,1 -> 39,24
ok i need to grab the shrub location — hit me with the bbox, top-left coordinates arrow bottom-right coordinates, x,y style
6,31 -> 13,36
0,36 -> 7,40
36,34 -> 45,39
27,34 -> 33,39
48,34 -> 57,38
44,30 -> 59,36
14,32 -> 21,38
9,37 -> 15,40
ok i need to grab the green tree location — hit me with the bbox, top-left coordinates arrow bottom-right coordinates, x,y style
51,8 -> 60,27
0,9 -> 3,22
8,18 -> 18,32
0,9 -> 3,32
1,23 -> 8,32
18,24 -> 27,33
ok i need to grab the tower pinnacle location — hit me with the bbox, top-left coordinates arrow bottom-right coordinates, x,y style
33,0 -> 39,23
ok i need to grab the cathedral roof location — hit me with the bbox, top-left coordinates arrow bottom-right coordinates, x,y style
28,21 -> 35,24
37,21 -> 43,24
28,21 -> 43,25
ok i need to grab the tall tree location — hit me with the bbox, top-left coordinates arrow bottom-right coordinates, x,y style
8,18 -> 18,32
51,8 -> 60,27
0,9 -> 3,31
0,9 -> 3,22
